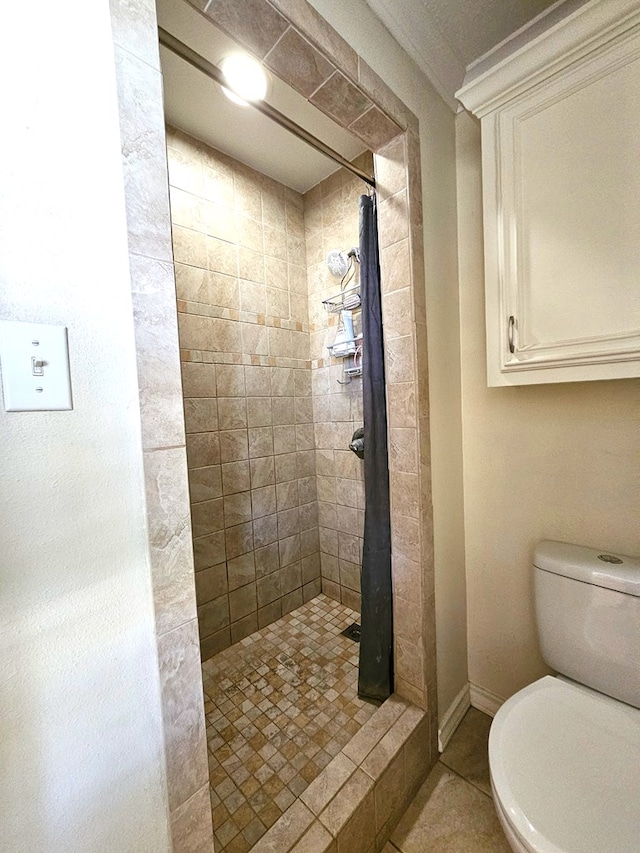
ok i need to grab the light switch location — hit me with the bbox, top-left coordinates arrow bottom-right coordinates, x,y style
0,321 -> 73,411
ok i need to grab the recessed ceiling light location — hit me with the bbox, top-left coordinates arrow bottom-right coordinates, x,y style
220,54 -> 268,107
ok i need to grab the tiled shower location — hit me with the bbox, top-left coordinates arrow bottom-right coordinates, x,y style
168,125 -> 371,661
113,0 -> 435,845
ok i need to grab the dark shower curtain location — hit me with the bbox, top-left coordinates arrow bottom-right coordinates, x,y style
357,193 -> 393,702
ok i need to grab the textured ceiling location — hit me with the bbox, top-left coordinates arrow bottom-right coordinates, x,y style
421,0 -> 561,66
363,0 -> 568,108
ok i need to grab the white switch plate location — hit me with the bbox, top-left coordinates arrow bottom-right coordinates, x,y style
0,321 -> 73,411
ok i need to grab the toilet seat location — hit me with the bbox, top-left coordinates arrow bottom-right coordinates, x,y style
489,676 -> 640,853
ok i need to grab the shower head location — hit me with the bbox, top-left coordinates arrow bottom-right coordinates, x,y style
326,250 -> 349,277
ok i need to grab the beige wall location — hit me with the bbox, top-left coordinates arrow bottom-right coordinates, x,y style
457,110 -> 640,704
0,1 -> 171,850
307,0 -> 467,721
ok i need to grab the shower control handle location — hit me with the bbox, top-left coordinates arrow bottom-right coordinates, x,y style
349,427 -> 364,459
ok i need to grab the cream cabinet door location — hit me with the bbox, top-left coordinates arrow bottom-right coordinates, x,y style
459,0 -> 640,386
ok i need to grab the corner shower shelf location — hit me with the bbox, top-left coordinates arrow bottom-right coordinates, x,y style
322,284 -> 361,314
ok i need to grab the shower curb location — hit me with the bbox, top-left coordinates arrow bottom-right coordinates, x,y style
250,694 -> 433,852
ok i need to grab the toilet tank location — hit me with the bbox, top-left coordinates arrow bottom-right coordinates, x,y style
534,540 -> 640,709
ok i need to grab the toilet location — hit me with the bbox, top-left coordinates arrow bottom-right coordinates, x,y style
489,540 -> 640,853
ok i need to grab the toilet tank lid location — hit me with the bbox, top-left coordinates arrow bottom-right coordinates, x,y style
533,540 -> 640,597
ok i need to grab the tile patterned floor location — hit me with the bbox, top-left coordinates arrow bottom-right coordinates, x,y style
385,708 -> 511,852
202,594 -> 378,853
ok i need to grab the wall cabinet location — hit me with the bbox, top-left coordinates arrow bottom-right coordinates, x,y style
457,0 -> 640,386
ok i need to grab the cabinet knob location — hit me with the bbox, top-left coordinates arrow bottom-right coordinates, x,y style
508,315 -> 516,354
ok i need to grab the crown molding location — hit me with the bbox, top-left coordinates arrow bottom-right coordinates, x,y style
456,0 -> 640,116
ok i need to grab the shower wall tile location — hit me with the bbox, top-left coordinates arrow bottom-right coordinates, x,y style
349,105 -> 403,152
195,563 -> 227,605
169,784 -> 215,853
254,514 -> 278,547
229,582 -> 257,621
357,59 -> 419,137
389,471 -> 420,520
265,27 -> 335,99
384,335 -> 415,386
181,362 -> 217,397
407,134 -> 425,231
192,531 -> 226,574
129,255 -> 186,450
197,595 -> 229,637
375,137 -> 435,719
202,0 -> 289,60
388,428 -> 419,475
310,70 -> 373,129
168,128 -> 320,658
381,239 -> 411,297
302,160 -> 372,609
186,433 -> 220,469
200,628 -> 231,662
373,135 -> 406,202
114,48 -> 173,263
395,637 -> 425,692
382,287 -> 414,339
109,0 -> 160,70
189,465 -> 223,505
341,587 -> 361,613
386,382 -> 416,429
268,0 -> 359,82
158,618 -> 210,812
378,189 -> 410,250
231,611 -> 258,643
144,447 -> 197,637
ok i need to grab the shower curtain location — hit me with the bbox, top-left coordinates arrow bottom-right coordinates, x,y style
357,193 -> 393,702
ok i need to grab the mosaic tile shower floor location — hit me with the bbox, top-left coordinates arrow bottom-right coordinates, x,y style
202,594 -> 379,853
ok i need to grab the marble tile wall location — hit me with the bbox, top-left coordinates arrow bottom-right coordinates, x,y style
376,133 -> 436,735
302,157 -> 374,611
110,2 -> 214,851
166,127 -> 322,661
113,1 -> 437,850
187,0 -> 436,729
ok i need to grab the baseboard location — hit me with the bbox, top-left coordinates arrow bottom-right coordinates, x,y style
437,683 -> 471,752
469,682 -> 505,717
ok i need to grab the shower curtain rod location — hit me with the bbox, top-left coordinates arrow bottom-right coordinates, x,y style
158,27 -> 376,189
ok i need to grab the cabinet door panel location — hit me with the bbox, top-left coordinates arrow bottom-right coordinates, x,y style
516,55 -> 640,350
